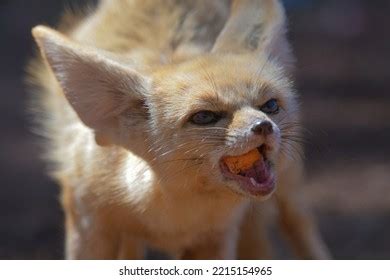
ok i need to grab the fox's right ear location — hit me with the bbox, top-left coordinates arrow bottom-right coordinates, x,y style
32,26 -> 151,146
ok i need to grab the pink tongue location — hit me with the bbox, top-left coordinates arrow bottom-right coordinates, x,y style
240,159 -> 268,183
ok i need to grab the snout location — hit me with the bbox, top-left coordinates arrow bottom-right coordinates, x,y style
250,119 -> 280,154
223,107 -> 281,156
217,110 -> 281,198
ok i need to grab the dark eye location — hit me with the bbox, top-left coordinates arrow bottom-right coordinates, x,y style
190,111 -> 221,125
260,99 -> 279,114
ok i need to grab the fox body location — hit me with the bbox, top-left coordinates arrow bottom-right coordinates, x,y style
30,0 -> 329,259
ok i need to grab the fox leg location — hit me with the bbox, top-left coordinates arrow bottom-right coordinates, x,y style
64,208 -> 144,259
237,203 -> 273,259
63,197 -> 144,259
275,192 -> 331,259
275,162 -> 331,259
63,204 -> 119,259
116,234 -> 145,259
181,242 -> 225,259
61,185 -> 119,259
181,230 -> 239,260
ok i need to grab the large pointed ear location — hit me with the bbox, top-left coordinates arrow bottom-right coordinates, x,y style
32,26 -> 151,146
212,0 -> 292,66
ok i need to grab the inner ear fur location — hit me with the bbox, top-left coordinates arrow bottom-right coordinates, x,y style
212,0 -> 293,67
32,25 -> 151,146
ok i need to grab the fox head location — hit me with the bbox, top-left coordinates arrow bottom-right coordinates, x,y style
32,0 -> 300,200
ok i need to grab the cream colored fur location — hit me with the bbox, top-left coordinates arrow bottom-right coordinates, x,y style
29,0 -> 330,259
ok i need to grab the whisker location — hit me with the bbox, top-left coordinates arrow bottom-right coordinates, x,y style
281,140 -> 305,161
158,161 -> 203,184
158,157 -> 203,164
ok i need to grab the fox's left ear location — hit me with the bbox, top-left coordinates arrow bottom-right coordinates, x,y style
212,0 -> 293,67
32,26 -> 151,147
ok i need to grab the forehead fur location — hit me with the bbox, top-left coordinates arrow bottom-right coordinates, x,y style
149,53 -> 294,125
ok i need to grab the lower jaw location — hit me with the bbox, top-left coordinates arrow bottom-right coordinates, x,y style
240,176 -> 276,197
220,163 -> 276,198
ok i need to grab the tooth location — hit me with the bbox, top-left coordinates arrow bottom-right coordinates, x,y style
250,177 -> 257,186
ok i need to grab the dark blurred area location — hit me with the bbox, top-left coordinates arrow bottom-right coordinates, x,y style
0,0 -> 389,259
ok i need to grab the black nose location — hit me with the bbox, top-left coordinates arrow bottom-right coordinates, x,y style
251,120 -> 274,136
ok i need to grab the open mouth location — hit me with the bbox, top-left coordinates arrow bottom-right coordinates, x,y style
219,145 -> 276,197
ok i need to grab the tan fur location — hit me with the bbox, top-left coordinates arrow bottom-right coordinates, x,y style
29,0 -> 330,259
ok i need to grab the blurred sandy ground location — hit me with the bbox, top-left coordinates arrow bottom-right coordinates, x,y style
0,0 -> 389,259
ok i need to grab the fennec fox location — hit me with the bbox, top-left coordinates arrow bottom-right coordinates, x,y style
29,0 -> 330,259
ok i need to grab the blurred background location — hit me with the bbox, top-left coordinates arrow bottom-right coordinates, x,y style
0,0 -> 389,259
